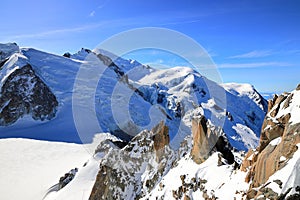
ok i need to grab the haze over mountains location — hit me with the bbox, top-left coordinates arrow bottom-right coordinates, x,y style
0,43 -> 299,200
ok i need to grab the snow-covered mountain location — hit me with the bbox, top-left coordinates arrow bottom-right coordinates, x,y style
0,44 -> 266,150
0,43 -> 279,200
0,43 -> 267,151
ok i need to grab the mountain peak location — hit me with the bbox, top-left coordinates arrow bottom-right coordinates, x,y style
0,43 -> 20,61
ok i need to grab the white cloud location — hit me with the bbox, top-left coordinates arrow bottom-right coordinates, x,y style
89,11 -> 96,17
217,62 -> 293,69
229,50 -> 273,59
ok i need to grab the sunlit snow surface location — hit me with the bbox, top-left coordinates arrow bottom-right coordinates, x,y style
0,133 -> 116,200
0,138 -> 91,200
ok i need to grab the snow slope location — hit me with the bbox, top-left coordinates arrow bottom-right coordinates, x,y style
0,138 -> 91,200
0,133 -> 118,200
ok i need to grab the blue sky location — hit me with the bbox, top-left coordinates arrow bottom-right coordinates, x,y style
1,0 -> 300,93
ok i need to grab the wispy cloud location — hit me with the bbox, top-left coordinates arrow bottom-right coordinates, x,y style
2,9 -> 240,42
4,19 -> 129,40
6,23 -> 105,40
98,0 -> 110,9
286,49 -> 300,55
228,50 -> 273,59
217,62 -> 293,69
90,0 -> 110,16
89,11 -> 96,17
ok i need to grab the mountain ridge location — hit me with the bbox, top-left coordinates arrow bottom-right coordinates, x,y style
0,43 -> 267,151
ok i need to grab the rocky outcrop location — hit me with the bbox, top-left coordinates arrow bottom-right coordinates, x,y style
190,115 -> 236,166
241,88 -> 300,199
0,64 -> 58,126
89,122 -> 175,200
152,121 -> 170,162
58,168 -> 78,189
96,53 -> 124,77
191,116 -> 221,164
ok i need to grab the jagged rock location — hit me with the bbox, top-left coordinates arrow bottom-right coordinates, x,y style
243,88 -> 300,198
89,122 -> 175,200
250,123 -> 300,188
203,190 -> 209,199
267,94 -> 278,113
190,116 -> 234,165
273,179 -> 283,188
283,94 -> 293,109
240,149 -> 257,172
63,52 -> 71,58
270,94 -> 287,117
152,121 -> 170,162
257,185 -> 279,199
0,64 -> 58,125
246,189 -> 257,199
258,94 -> 292,152
89,165 -> 117,200
184,194 -> 191,200
259,122 -> 285,152
58,168 -> 78,190
286,194 -> 300,200
191,116 -> 219,164
296,84 -> 300,91
278,113 -> 291,124
214,136 -> 235,165
96,53 -> 124,77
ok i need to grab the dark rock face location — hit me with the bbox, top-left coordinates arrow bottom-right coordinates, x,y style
62,52 -> 71,58
58,168 -> 78,190
296,84 -> 300,91
0,58 -> 8,69
0,64 -> 58,125
214,136 -> 235,165
96,53 -> 124,77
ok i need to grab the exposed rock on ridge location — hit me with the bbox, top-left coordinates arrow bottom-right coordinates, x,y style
0,64 -> 58,125
191,116 -> 219,164
240,87 -> 300,199
191,115 -> 235,165
89,121 -> 175,200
